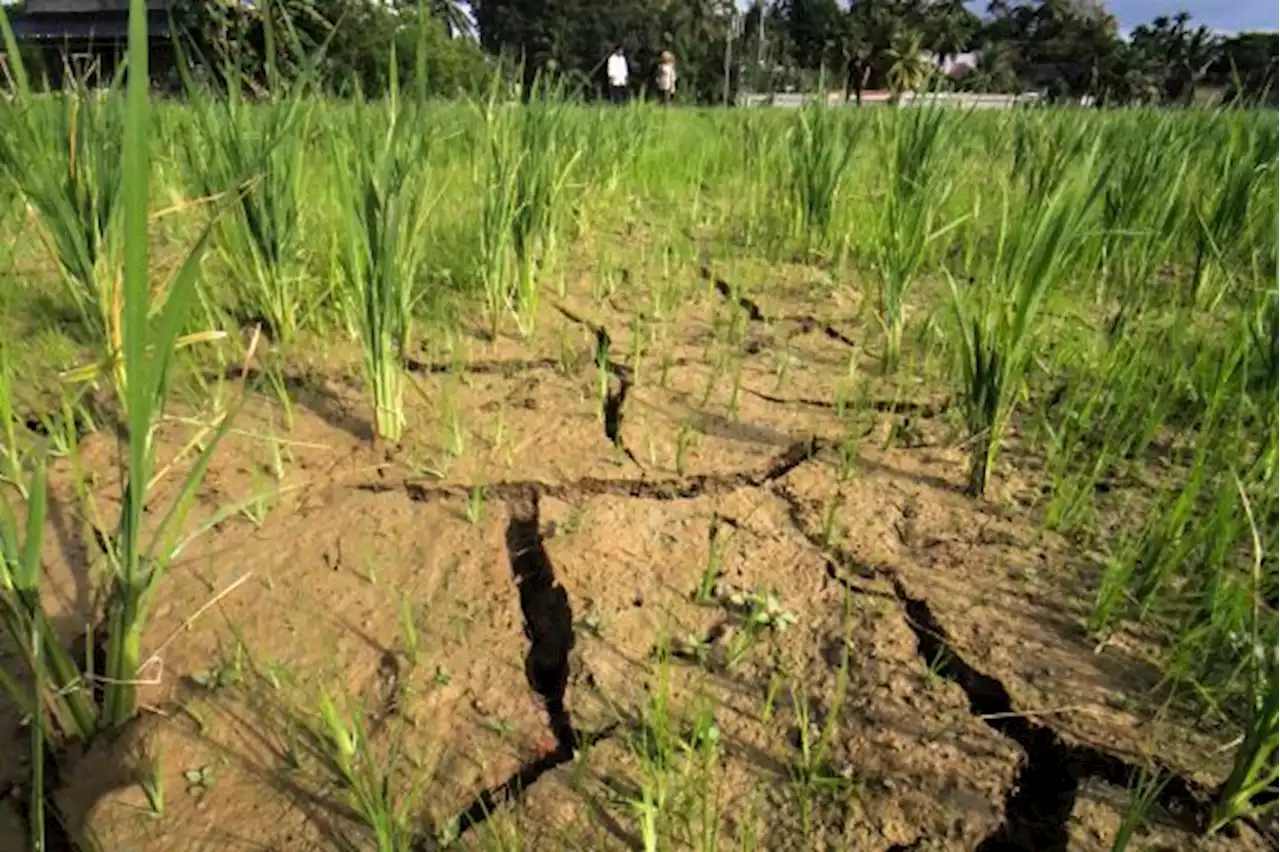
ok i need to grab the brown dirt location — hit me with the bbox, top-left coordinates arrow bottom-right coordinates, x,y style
0,270 -> 1268,852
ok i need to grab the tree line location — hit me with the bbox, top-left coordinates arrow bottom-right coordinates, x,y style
172,0 -> 1275,105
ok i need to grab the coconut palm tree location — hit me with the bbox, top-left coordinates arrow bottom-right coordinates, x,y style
884,28 -> 930,102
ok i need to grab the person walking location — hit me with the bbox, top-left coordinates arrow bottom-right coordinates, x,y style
656,51 -> 676,104
607,45 -> 629,104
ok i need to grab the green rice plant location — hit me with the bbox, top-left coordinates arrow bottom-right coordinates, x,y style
0,326 -> 25,496
178,60 -> 316,343
1209,477 -> 1278,833
1123,344 -> 1250,615
947,143 -> 1099,498
1110,766 -> 1168,852
0,79 -> 124,347
1094,114 -> 1192,307
0,456 -> 99,738
475,74 -> 580,339
1188,116 -> 1275,307
330,88 -> 437,443
1243,294 -> 1279,552
1041,329 -> 1180,535
0,0 -> 232,735
476,76 -> 521,340
873,104 -> 961,372
787,102 -> 858,258
314,689 -> 419,851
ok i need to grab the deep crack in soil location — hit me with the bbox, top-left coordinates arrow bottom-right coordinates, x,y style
409,443 -> 829,845
506,488 -> 577,754
421,488 -> 597,845
891,578 -> 1214,850
772,483 -> 1220,850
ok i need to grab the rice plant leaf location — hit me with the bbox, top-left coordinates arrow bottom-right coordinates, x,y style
17,455 -> 47,591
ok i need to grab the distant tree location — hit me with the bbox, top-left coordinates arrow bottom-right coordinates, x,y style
172,0 -> 488,96
425,0 -> 475,38
884,27 -> 931,101
1209,31 -> 1279,105
962,37 -> 1020,92
979,0 -> 1126,101
922,0 -> 979,65
474,0 -> 736,101
1129,12 -> 1220,104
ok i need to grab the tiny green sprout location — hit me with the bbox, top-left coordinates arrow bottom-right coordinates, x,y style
181,703 -> 208,735
675,422 -> 694,476
434,665 -> 453,686
674,633 -> 713,666
696,516 -> 725,604
820,492 -> 843,549
399,596 -> 420,668
139,744 -> 164,817
465,485 -> 486,524
182,766 -> 215,797
836,435 -> 860,483
482,717 -> 514,739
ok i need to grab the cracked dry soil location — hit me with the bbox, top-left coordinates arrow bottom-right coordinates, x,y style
0,289 -> 1268,852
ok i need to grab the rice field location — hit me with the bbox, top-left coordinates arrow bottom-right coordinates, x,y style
0,23 -> 1277,852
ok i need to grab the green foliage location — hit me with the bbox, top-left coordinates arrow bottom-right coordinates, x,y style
174,0 -> 489,98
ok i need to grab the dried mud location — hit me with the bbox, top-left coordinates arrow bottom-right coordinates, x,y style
0,272 -> 1267,852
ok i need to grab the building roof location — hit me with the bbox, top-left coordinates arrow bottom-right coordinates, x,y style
6,8 -> 172,40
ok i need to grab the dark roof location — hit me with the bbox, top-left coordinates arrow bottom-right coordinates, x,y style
6,9 -> 172,40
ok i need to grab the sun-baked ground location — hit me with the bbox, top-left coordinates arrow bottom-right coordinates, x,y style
0,255 -> 1268,852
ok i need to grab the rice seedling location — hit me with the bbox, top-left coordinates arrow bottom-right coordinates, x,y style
947,140 -> 1100,498
1200,475 -> 1278,832
694,515 -> 726,605
476,74 -> 580,339
1187,116 -> 1275,307
178,58 -> 316,343
1110,766 -> 1168,852
0,0 -> 235,740
0,326 -> 25,496
330,82 -> 438,443
787,102 -> 858,258
873,104 -> 961,372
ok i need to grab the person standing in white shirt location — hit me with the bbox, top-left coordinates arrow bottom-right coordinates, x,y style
606,45 -> 629,104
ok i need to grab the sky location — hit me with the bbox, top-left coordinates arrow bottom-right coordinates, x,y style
1102,0 -> 1278,32
963,0 -> 1279,32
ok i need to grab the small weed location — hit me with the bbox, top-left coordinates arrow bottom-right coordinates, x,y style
675,422 -> 695,476
695,515 -> 727,604
433,665 -> 453,686
182,765 -> 215,798
465,484 -> 486,524
139,741 -> 164,817
399,596 -> 420,668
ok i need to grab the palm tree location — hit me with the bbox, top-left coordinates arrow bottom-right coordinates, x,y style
884,28 -> 930,102
926,0 -> 977,67
428,0 -> 473,38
